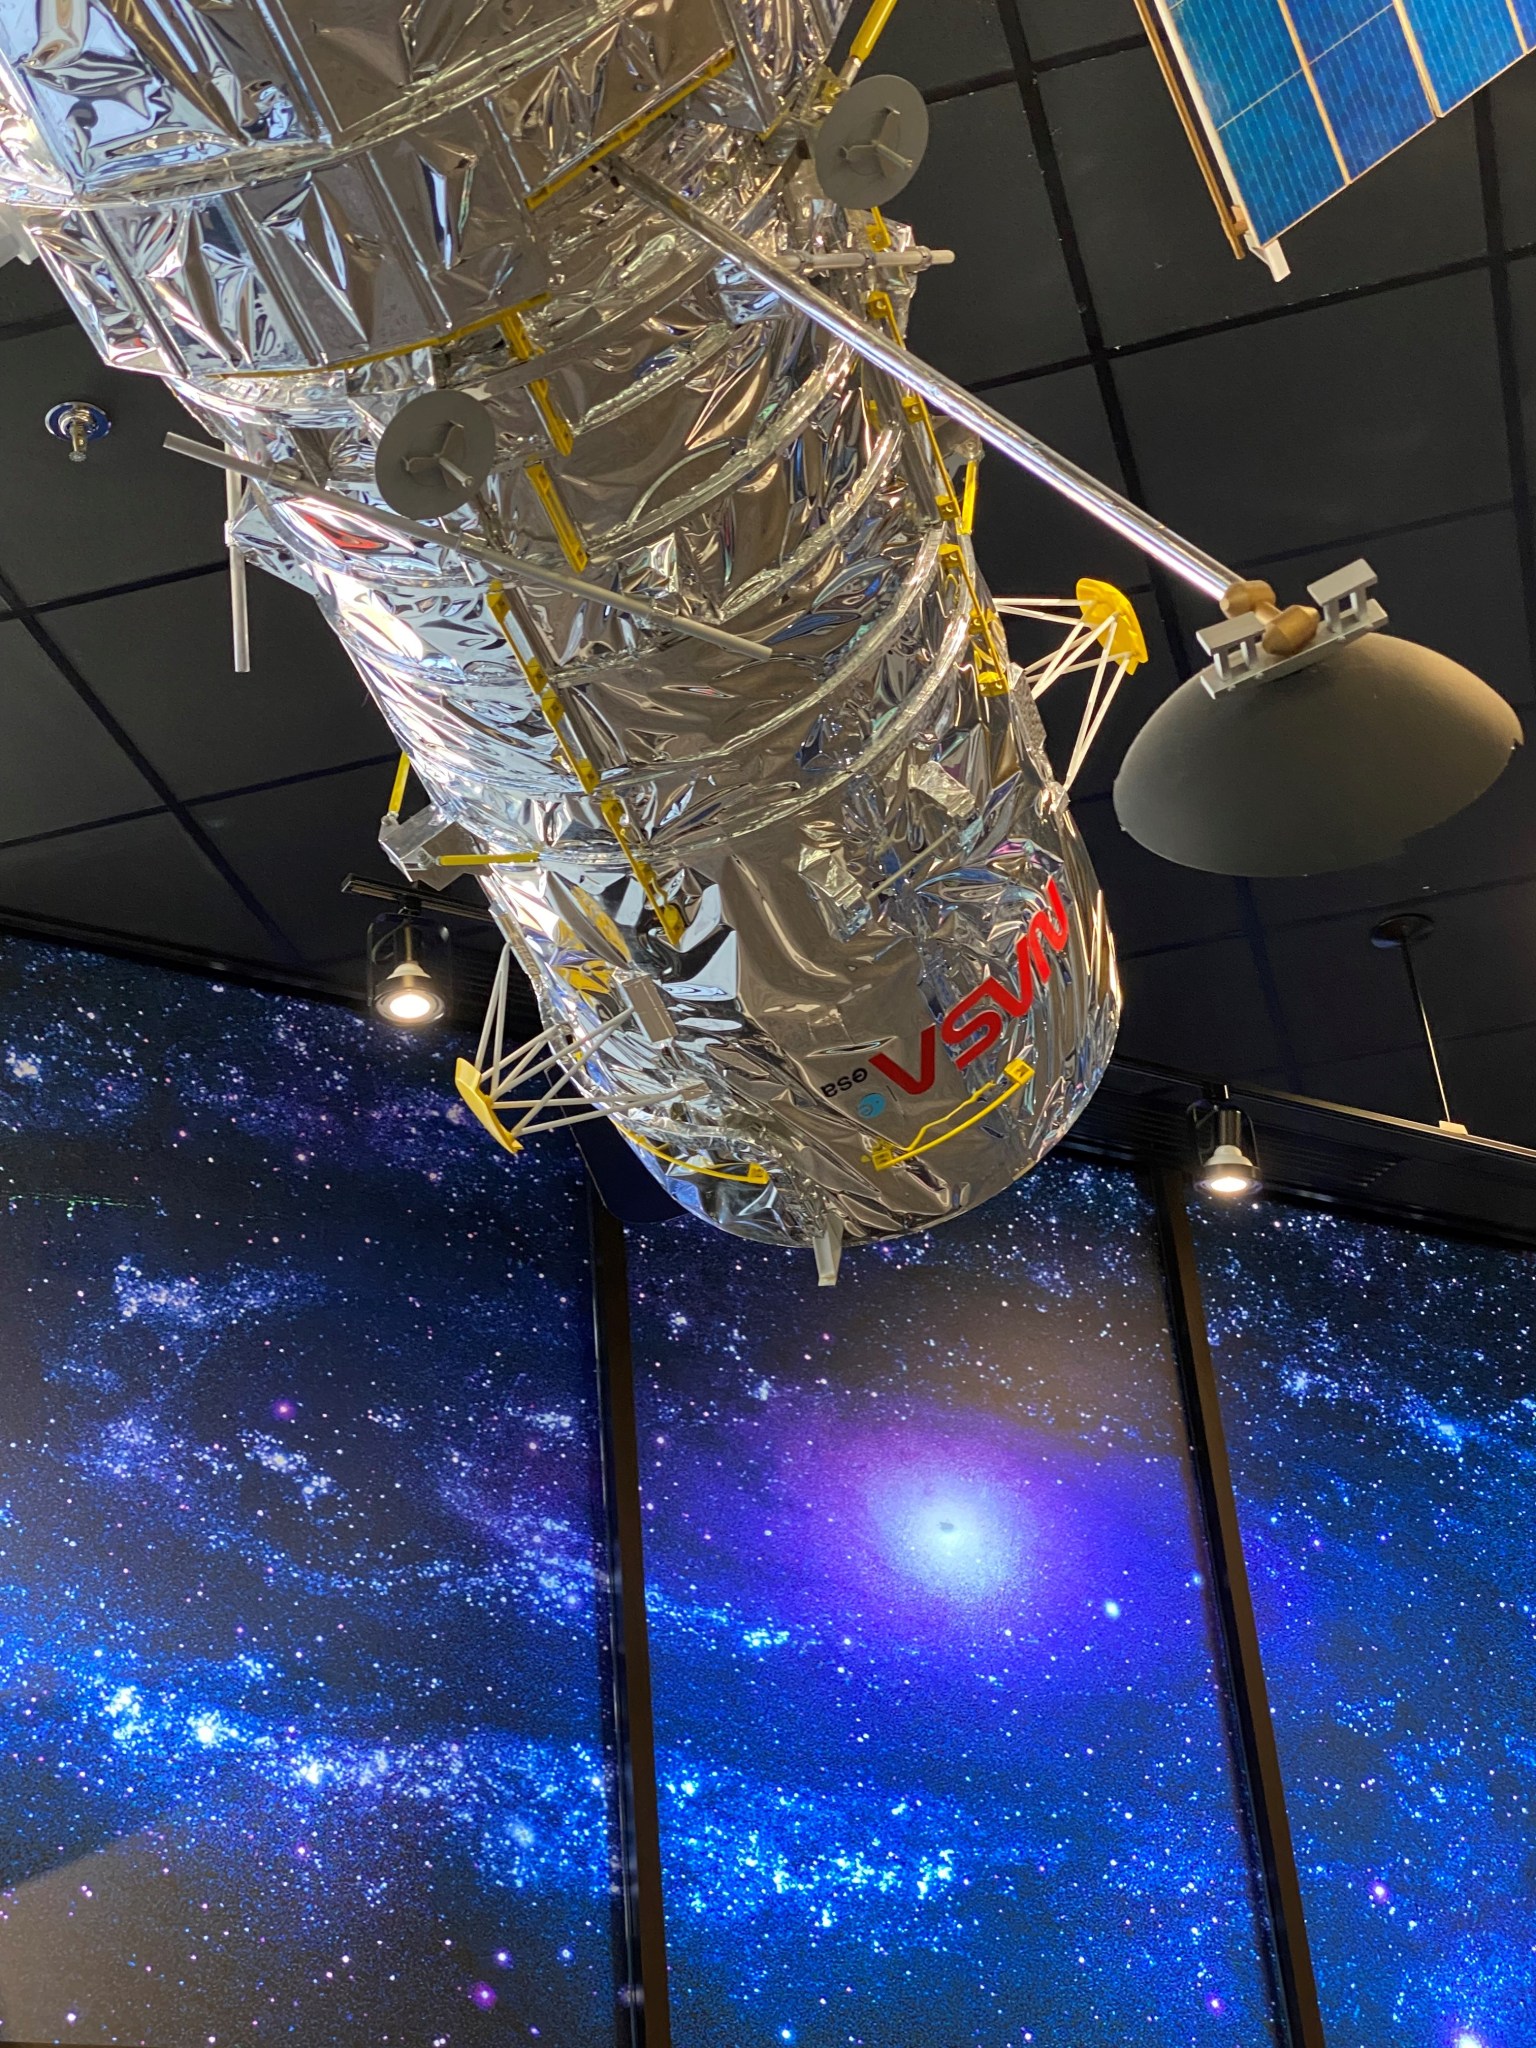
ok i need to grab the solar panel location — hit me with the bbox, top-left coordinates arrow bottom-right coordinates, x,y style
1139,0 -> 1536,254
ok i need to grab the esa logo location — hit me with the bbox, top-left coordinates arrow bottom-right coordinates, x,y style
868,877 -> 1071,1100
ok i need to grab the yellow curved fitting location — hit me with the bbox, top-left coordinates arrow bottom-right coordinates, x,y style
620,1126 -> 771,1185
1076,578 -> 1148,671
454,1058 -> 523,1156
869,1057 -> 1035,1170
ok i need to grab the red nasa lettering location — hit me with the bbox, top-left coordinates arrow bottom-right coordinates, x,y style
870,877 -> 1071,1097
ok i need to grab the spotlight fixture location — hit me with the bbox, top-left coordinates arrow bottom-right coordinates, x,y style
366,910 -> 449,1028
1193,1100 -> 1261,1197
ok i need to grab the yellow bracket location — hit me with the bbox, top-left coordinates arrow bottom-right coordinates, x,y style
499,307 -> 575,457
455,1057 -> 524,1155
621,1124 -> 770,1185
959,459 -> 978,536
868,1057 -> 1035,1170
486,582 -> 686,946
1076,577 -> 1148,671
940,541 -> 1011,696
866,288 -> 961,522
525,48 -> 740,209
386,751 -> 411,817
526,461 -> 589,571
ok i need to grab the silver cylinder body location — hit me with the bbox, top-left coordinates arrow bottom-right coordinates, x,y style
0,0 -> 1120,1252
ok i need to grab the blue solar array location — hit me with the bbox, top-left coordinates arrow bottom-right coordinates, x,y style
1162,0 -> 1536,242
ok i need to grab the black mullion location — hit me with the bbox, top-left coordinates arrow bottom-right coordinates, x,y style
990,0 -> 1198,674
1153,1169 -> 1328,2048
0,560 -> 303,962
588,1197 -> 672,2048
1474,96 -> 1536,679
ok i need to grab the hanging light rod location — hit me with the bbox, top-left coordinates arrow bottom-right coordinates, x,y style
609,158 -> 1240,602
163,434 -> 776,666
341,872 -> 496,923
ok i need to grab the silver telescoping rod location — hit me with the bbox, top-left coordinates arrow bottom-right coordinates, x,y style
164,435 -> 778,665
611,160 -> 1240,605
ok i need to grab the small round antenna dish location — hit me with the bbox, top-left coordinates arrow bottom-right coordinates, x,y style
1113,633 -> 1522,876
814,74 -> 930,209
374,390 -> 497,520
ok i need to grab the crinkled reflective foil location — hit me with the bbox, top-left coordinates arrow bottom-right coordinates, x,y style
0,0 -> 1119,1257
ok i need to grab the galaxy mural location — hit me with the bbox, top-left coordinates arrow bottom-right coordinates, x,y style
0,938 -> 617,2047
628,1160 -> 1279,2048
1195,1198 -> 1536,2048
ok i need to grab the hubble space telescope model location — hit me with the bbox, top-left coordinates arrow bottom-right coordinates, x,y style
0,0 -> 1518,1274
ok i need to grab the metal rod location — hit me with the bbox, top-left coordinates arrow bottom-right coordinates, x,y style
588,1196 -> 673,2048
225,463 -> 251,673
611,161 -> 1240,602
1153,1169 -> 1329,2048
1394,946 -> 1453,1128
165,434 -> 776,665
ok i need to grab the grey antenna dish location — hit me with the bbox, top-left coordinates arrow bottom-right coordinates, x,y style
814,74 -> 929,209
374,390 -> 497,519
1113,560 -> 1522,876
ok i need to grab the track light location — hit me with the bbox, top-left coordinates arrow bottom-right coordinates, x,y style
367,911 -> 448,1028
1194,1103 -> 1260,1197
377,956 -> 444,1025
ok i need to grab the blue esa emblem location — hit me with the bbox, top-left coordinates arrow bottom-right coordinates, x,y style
857,1091 -> 886,1120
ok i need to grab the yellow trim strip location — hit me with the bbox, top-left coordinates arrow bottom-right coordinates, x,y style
1129,0 -> 1247,259
524,48 -> 740,210
1389,0 -> 1443,115
526,460 -> 589,571
959,458 -> 978,536
848,0 -> 901,65
1505,0 -> 1530,52
620,1125 -> 770,1184
1270,0 -> 1351,181
437,852 -> 540,866
209,291 -> 552,382
869,1058 -> 1035,1170
486,583 -> 686,944
387,752 -> 411,816
500,307 -> 575,458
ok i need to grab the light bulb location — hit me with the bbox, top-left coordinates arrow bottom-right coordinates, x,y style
383,987 -> 436,1022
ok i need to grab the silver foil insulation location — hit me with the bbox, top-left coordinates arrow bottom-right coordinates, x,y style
0,0 -> 1121,1257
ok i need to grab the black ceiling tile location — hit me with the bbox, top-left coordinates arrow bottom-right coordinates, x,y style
0,324 -> 223,606
1010,0 -> 1138,62
1241,699 -> 1536,931
899,86 -> 1086,382
1290,1039 -> 1462,1125
1075,802 -> 1244,953
44,570 -> 388,798
1263,915 -> 1428,1068
1044,51 -> 1486,349
1114,273 -> 1510,565
0,616 -> 159,836
0,253 -> 69,330
1489,59 -> 1536,251
191,762 -> 406,972
970,365 -> 1140,597
0,813 -> 276,957
1264,885 -> 1536,1071
868,0 -> 1014,91
1439,1023 -> 1536,1149
1242,508 -> 1529,705
1114,934 -> 1283,1075
1379,881 -> 1536,1043
1505,250 -> 1536,453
